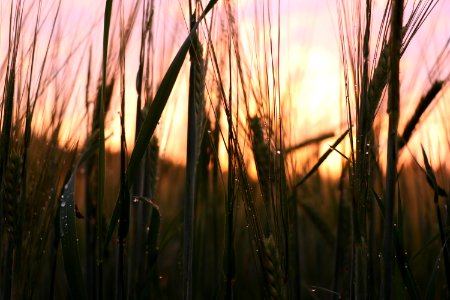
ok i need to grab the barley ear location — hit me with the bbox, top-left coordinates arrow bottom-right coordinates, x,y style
2,149 -> 22,241
190,29 -> 206,169
262,235 -> 286,300
249,117 -> 273,205
145,136 -> 159,199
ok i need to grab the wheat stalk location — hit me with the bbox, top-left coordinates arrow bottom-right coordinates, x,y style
382,0 -> 403,297
184,9 -> 206,299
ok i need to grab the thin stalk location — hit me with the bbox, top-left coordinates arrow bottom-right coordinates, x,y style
133,0 -> 146,198
333,165 -> 353,299
184,11 -> 200,300
118,1 -> 129,297
224,39 -> 235,300
49,207 -> 61,300
19,4 -> 42,284
129,2 -> 155,296
99,0 -> 114,298
382,0 -> 403,298
85,49 -> 97,300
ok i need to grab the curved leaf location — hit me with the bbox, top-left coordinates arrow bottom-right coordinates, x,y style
104,0 -> 219,249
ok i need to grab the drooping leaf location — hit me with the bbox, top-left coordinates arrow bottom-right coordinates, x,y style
104,0 -> 219,249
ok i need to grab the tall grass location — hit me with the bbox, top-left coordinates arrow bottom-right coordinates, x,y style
1,0 -> 450,299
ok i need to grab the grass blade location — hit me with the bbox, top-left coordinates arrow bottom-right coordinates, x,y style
294,129 -> 349,188
104,0 -> 219,251
117,3 -> 129,297
422,146 -> 450,292
98,0 -> 114,296
60,173 -> 87,300
103,24 -> 191,251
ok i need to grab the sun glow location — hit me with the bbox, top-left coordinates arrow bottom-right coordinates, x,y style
1,0 -> 450,179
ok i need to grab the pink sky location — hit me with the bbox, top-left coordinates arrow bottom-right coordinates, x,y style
1,0 -> 449,175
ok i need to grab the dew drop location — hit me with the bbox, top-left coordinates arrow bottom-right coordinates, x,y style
61,202 -> 66,208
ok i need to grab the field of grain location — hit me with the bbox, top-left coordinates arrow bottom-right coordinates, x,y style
1,0 -> 450,299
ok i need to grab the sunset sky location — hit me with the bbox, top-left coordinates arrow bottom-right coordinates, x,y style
1,0 -> 449,177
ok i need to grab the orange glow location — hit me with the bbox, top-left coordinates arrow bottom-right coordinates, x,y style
1,0 -> 450,179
